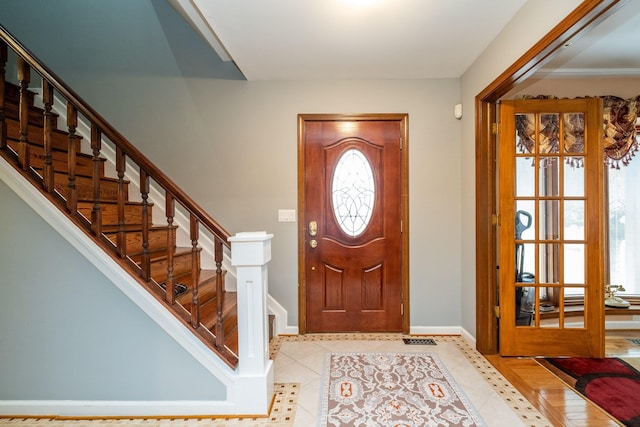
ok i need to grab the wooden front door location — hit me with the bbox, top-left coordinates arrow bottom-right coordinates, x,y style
498,98 -> 605,357
298,114 -> 408,333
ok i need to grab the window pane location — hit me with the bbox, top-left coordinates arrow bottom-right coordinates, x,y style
516,157 -> 535,197
516,243 -> 535,283
539,157 -> 559,197
564,200 -> 584,240
540,287 -> 554,310
564,158 -> 585,197
539,200 -> 559,240
539,113 -> 559,154
564,113 -> 584,154
331,149 -> 375,237
539,244 -> 560,284
516,113 -> 535,154
609,159 -> 640,295
516,201 -> 535,240
516,286 -> 533,327
564,288 -> 585,329
565,244 -> 585,284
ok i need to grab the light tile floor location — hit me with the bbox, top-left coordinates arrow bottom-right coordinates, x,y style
0,334 -> 552,426
271,334 -> 552,427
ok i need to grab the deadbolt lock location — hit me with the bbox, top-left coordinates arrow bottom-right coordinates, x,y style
309,220 -> 317,236
309,239 -> 318,248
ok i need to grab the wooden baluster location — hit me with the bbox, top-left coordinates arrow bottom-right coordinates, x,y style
165,193 -> 176,305
17,58 -> 30,170
115,147 -> 127,258
0,41 -> 7,150
214,236 -> 225,350
90,124 -> 102,236
65,103 -> 78,212
190,215 -> 200,328
41,81 -> 55,193
140,169 -> 151,282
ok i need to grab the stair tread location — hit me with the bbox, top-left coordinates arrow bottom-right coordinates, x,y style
130,246 -> 195,262
174,270 -> 221,305
48,169 -> 129,183
174,269 -> 218,287
201,293 -> 238,332
6,138 -> 102,160
196,290 -> 237,321
77,199 -> 153,206
102,224 -> 173,233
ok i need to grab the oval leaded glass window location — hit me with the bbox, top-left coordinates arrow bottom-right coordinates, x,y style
331,149 -> 375,237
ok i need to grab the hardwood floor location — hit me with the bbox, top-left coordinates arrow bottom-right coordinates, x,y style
486,330 -> 640,426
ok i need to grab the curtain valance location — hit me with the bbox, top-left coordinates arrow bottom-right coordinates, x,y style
603,96 -> 640,168
515,96 -> 640,168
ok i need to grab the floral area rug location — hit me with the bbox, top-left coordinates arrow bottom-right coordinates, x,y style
320,352 -> 486,427
538,357 -> 640,426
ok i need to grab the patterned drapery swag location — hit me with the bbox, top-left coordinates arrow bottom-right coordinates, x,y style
516,96 -> 640,168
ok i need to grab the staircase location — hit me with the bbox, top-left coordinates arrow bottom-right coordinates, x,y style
0,28 -> 239,368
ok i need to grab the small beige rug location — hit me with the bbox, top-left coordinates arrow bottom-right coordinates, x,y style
320,352 -> 486,427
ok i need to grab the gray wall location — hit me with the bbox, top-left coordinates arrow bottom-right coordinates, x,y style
0,0 -> 597,349
0,0 -> 463,329
0,180 -> 225,400
459,0 -> 584,335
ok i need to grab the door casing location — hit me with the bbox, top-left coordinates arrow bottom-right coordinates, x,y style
297,113 -> 410,334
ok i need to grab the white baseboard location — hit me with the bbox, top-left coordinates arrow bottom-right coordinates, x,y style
459,327 -> 476,347
409,326 -> 462,336
268,295 -> 299,335
606,320 -> 640,329
408,326 -> 476,348
0,400 -> 235,417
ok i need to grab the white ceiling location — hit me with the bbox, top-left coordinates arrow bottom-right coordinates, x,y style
536,0 -> 640,77
170,0 -> 640,81
170,0 -> 527,80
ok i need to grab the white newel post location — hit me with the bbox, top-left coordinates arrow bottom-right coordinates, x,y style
228,231 -> 274,414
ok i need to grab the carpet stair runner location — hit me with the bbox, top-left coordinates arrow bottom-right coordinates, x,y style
1,80 -> 239,357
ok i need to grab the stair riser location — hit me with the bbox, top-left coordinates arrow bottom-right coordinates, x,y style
6,119 -> 82,153
5,83 -> 36,106
78,202 -> 152,227
150,251 -> 198,283
3,96 -> 44,128
202,303 -> 237,337
175,274 -> 221,306
6,140 -> 98,176
52,172 -> 126,201
223,311 -> 237,338
105,228 -> 173,254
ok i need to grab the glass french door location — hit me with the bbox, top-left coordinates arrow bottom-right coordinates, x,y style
498,98 -> 605,357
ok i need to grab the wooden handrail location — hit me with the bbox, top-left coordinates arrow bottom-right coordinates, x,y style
0,25 -> 231,245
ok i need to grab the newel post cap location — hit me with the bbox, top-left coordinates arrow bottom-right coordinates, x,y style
228,231 -> 273,266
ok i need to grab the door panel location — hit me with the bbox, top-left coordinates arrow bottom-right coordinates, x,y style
498,98 -> 605,357
299,115 -> 407,333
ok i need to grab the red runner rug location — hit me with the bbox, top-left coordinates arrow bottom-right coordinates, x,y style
539,357 -> 640,426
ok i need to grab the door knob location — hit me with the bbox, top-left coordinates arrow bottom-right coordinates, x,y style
309,220 -> 317,236
309,239 -> 318,248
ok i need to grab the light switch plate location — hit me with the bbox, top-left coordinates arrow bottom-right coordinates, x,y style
278,209 -> 296,222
